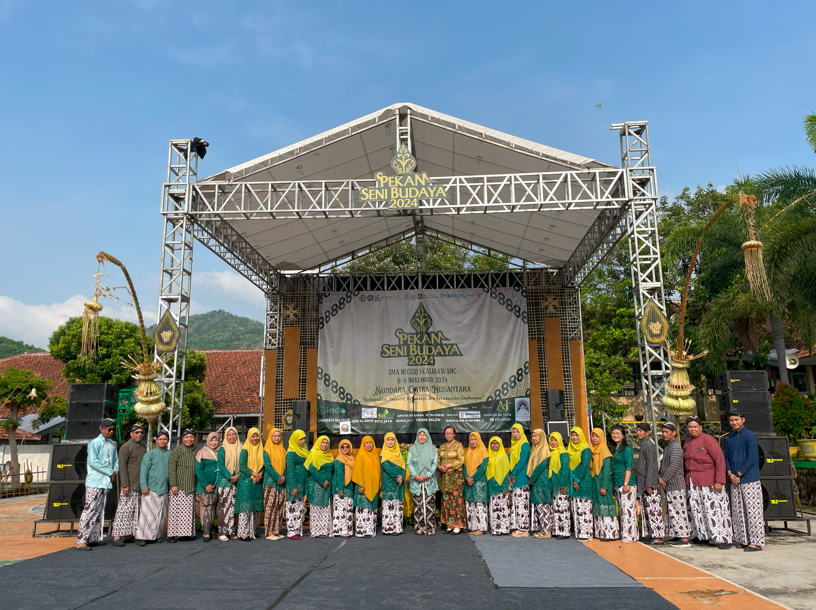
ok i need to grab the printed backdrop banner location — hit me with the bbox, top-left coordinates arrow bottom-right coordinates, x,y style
317,287 -> 530,434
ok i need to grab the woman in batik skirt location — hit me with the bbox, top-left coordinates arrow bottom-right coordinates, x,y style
509,423 -> 531,537
305,435 -> 335,538
285,429 -> 309,540
486,436 -> 511,536
567,427 -> 593,540
528,428 -> 552,539
136,430 -> 171,546
352,436 -> 381,538
610,424 -> 638,543
464,432 -> 489,535
406,428 -> 438,536
548,432 -> 571,540
332,439 -> 356,537
167,429 -> 198,542
195,432 -> 220,542
262,427 -> 287,540
590,428 -> 619,541
380,432 -> 406,535
216,426 -> 241,541
235,427 -> 264,540
437,425 -> 466,535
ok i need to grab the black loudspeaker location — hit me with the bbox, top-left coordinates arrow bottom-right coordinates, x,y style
65,420 -> 101,441
546,421 -> 570,445
721,412 -> 773,435
757,436 -> 792,478
546,390 -> 565,421
49,443 -> 88,481
45,482 -> 117,521
69,383 -> 119,403
717,392 -> 772,413
292,401 -> 310,431
761,478 -> 797,519
67,401 -> 115,422
715,371 -> 769,393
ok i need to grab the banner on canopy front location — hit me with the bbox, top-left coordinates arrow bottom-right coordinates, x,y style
316,287 -> 530,435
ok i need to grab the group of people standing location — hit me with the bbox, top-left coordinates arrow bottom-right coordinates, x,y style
74,413 -> 765,552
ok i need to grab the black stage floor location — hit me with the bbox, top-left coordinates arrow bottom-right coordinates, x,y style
1,532 -> 678,610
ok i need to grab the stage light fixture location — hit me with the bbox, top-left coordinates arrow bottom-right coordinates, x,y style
192,137 -> 209,159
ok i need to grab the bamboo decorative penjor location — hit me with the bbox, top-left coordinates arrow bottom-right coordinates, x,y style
740,191 -> 772,303
661,199 -> 734,415
81,251 -> 165,422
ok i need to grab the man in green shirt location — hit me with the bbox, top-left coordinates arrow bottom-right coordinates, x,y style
167,429 -> 198,542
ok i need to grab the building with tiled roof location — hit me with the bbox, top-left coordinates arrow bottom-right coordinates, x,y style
0,352 -> 69,420
0,427 -> 41,442
199,349 -> 262,430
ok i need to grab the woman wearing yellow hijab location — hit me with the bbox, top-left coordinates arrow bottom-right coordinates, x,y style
567,427 -> 593,540
304,435 -> 335,538
464,432 -> 489,535
216,426 -> 241,541
590,428 -> 619,541
235,427 -> 264,540
284,429 -> 309,540
262,428 -> 287,540
331,439 -> 356,537
380,432 -> 406,535
352,436 -> 381,538
527,429 -> 552,539
486,437 -> 511,536
549,431 -> 572,539
509,423 -> 531,538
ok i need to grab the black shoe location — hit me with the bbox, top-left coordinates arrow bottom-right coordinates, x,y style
744,546 -> 762,552
556,535 -> 570,540
88,541 -> 106,547
112,539 -> 125,547
76,545 -> 92,551
717,543 -> 732,550
123,537 -> 135,543
167,537 -> 178,544
137,540 -> 146,547
670,540 -> 691,548
203,536 -> 211,543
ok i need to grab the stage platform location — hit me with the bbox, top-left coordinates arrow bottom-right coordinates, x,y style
0,532 -> 677,610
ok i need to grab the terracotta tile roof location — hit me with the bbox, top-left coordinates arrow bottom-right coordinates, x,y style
0,353 -> 68,419
200,349 -> 262,415
0,427 -> 41,441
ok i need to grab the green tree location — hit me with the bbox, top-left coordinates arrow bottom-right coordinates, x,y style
0,337 -> 46,359
0,368 -> 66,487
48,317 -> 153,388
805,112 -> 816,154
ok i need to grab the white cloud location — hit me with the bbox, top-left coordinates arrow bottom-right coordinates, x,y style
0,295 -> 139,349
196,270 -> 265,307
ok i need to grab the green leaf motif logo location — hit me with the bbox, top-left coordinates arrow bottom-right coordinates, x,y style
391,144 -> 416,175
410,303 -> 432,333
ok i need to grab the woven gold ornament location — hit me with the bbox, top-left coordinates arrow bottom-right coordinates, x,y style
739,192 -> 771,303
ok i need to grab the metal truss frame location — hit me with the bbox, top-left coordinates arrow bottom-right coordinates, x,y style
614,122 -> 671,439
155,140 -> 197,444
156,119 -> 669,440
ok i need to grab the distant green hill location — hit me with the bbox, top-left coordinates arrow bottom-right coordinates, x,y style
147,310 -> 263,350
0,336 -> 46,359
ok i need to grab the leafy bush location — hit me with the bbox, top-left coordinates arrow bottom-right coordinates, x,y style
772,382 -> 815,440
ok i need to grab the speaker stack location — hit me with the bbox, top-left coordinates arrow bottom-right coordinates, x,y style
65,383 -> 119,440
715,371 -> 773,434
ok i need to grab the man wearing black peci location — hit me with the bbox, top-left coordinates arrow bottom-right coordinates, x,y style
724,412 -> 764,551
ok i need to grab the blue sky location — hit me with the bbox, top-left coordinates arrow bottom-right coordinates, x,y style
1,0 -> 814,348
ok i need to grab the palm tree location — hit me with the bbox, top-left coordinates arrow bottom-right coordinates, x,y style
805,112 -> 816,153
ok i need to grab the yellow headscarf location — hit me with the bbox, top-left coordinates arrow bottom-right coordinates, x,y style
221,426 -> 241,475
351,436 -> 381,502
486,436 -> 511,486
548,431 -> 565,477
509,423 -> 529,470
304,435 -> 334,471
465,432 -> 489,478
263,428 -> 286,477
242,427 -> 265,473
527,428 -> 551,477
287,429 -> 309,459
335,439 -> 355,486
379,432 -> 406,469
589,427 -> 614,477
567,426 -> 590,470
